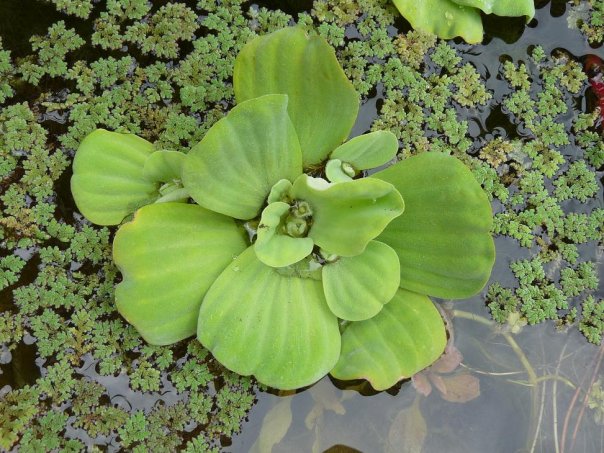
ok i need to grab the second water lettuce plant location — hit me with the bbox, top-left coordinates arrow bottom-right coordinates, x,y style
392,0 -> 535,43
71,27 -> 495,390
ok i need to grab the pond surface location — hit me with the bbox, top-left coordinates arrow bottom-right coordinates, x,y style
229,3 -> 604,452
0,1 -> 602,452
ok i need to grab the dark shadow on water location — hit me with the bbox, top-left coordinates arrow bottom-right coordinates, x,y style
0,340 -> 41,389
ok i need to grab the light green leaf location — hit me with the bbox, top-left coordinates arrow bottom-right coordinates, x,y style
113,203 -> 247,345
325,159 -> 354,183
155,187 -> 189,204
322,241 -> 400,321
291,175 -> 404,257
234,27 -> 359,167
71,129 -> 158,225
267,179 -> 293,204
451,0 -> 535,19
331,289 -> 446,391
255,202 -> 314,268
198,247 -> 340,390
182,94 -> 302,220
392,0 -> 483,43
143,150 -> 185,183
373,152 -> 495,299
330,131 -> 399,172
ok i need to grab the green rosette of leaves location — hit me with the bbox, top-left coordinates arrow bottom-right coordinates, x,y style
70,27 -> 495,391
391,0 -> 535,43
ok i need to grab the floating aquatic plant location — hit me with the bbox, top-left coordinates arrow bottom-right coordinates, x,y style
71,27 -> 495,390
568,0 -> 604,45
391,0 -> 535,43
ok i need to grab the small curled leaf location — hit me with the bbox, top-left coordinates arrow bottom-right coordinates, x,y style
255,202 -> 314,268
291,174 -> 404,257
330,131 -> 399,171
325,159 -> 354,183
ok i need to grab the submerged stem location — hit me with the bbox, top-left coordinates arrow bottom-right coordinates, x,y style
452,310 -> 540,451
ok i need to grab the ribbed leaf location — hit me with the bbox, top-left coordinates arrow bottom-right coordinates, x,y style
182,94 -> 302,220
198,247 -> 340,390
322,241 -> 400,321
291,175 -> 404,257
143,150 -> 185,183
113,203 -> 247,345
71,129 -> 158,225
451,0 -> 535,19
392,0 -> 483,43
234,27 -> 359,167
373,152 -> 495,299
330,131 -> 399,172
255,202 -> 314,268
331,289 -> 446,391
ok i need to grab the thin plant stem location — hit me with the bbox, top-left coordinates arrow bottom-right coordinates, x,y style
552,343 -> 569,453
452,310 -> 539,451
505,374 -> 575,389
561,340 -> 604,453
570,341 -> 604,451
529,379 -> 546,453
452,310 -> 538,383
459,363 -> 525,376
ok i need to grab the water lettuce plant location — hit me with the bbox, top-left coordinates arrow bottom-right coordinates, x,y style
71,27 -> 495,390
391,0 -> 535,43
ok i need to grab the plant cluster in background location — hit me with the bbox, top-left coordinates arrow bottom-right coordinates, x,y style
43,0 -> 94,19
0,0 -> 603,449
569,0 -> 604,44
390,0 -> 535,43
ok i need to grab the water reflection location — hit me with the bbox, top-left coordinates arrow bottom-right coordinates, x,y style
232,297 -> 603,452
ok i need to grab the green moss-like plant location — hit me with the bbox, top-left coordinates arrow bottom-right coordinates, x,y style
483,46 -> 604,344
569,0 -> 604,45
71,27 -> 495,391
46,0 -> 93,18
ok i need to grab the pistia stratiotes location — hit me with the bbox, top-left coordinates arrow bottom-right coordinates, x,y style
70,27 -> 495,390
391,0 -> 535,43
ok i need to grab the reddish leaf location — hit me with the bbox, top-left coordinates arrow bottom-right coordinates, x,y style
386,399 -> 427,453
439,373 -> 481,403
430,344 -> 463,374
411,373 -> 432,397
429,374 -> 448,396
